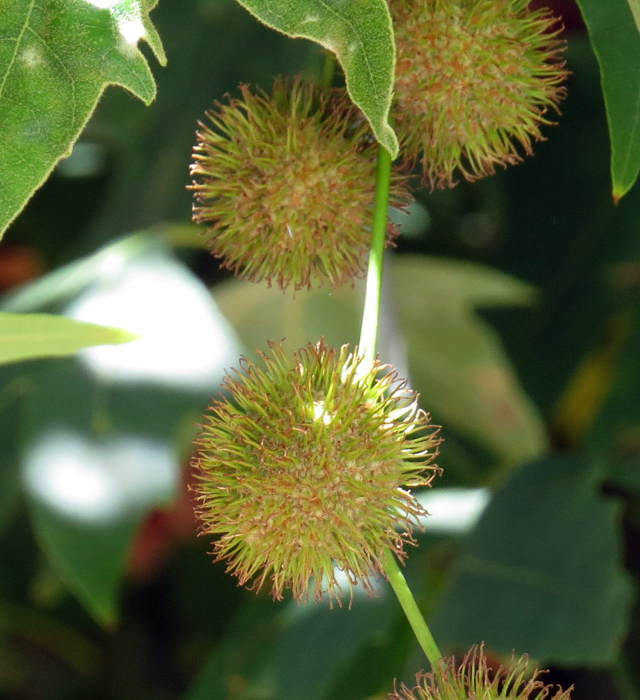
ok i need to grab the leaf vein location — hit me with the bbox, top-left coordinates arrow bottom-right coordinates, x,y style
0,0 -> 37,101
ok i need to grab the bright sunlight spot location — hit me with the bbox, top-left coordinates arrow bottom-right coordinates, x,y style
65,250 -> 240,390
312,400 -> 332,425
81,0 -> 145,45
416,487 -> 490,533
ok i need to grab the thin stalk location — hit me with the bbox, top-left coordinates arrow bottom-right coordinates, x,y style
358,144 -> 392,362
383,549 -> 442,668
320,51 -> 337,88
358,142 -> 443,665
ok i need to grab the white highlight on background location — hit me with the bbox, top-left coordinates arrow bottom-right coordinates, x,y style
24,429 -> 176,523
416,487 -> 490,533
66,251 -> 240,390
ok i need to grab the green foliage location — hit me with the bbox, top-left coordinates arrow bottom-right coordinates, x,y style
0,312 -> 136,364
431,455 -> 634,664
575,0 -> 640,200
1,1 -> 640,699
0,0 -> 165,239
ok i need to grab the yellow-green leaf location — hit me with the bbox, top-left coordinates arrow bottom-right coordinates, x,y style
626,0 -> 640,35
0,312 -> 136,365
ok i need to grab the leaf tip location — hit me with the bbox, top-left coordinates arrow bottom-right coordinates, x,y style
113,329 -> 141,345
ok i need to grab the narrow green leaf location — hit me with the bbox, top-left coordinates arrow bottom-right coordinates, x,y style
231,0 -> 398,158
0,312 -> 136,365
576,0 -> 640,201
431,455 -> 634,664
627,0 -> 640,36
0,0 -> 165,238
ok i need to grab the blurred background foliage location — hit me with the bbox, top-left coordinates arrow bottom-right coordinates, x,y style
1,0 -> 640,699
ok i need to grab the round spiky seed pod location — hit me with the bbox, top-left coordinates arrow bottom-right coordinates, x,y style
390,645 -> 573,700
190,77 -> 410,291
390,0 -> 568,189
192,340 -> 441,604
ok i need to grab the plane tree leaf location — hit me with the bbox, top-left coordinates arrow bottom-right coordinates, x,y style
231,0 -> 398,157
390,256 -> 547,467
0,0 -> 165,238
431,455 -> 634,664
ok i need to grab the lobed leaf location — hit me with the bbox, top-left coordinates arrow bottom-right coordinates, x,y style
431,455 -> 634,663
0,0 -> 165,239
231,0 -> 398,158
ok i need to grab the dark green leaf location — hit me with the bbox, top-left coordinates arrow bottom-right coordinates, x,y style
431,455 -> 634,664
584,303 -> 640,490
0,0 -> 165,238
231,0 -> 398,157
576,0 -> 640,201
28,502 -> 140,627
273,598 -> 396,700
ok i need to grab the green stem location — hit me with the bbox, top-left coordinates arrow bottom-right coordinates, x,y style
358,144 -> 392,363
383,549 -> 442,668
358,142 -> 443,666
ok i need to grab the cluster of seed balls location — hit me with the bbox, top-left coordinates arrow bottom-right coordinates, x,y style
190,0 -> 568,606
191,0 -> 567,292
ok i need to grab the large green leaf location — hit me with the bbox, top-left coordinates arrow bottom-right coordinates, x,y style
231,0 -> 398,158
0,312 -> 135,365
0,0 -> 165,238
431,455 -> 634,664
576,0 -> 640,201
390,257 -> 547,468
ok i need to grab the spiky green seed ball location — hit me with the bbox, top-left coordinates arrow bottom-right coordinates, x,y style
192,341 -> 440,604
391,0 -> 568,189
390,645 -> 573,700
190,78 -> 410,291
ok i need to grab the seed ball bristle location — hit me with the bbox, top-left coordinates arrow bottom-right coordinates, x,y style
390,0 -> 568,189
190,77 -> 411,291
390,645 -> 574,700
192,340 -> 441,604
